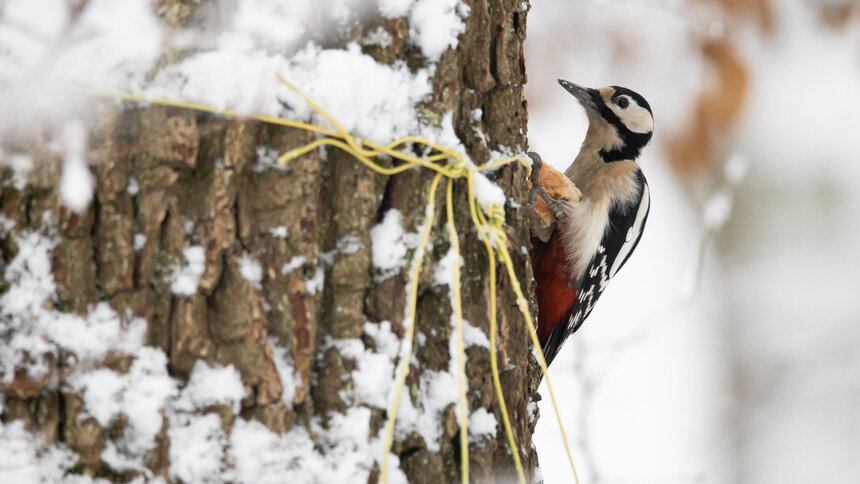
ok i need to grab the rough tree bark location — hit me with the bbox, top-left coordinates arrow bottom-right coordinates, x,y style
0,1 -> 541,482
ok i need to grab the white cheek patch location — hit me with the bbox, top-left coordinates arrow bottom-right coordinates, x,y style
609,103 -> 654,134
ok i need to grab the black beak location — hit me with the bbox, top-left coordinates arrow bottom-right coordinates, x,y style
558,79 -> 598,110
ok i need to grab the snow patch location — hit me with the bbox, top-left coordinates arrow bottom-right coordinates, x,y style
178,361 -> 246,414
0,233 -> 143,384
336,234 -> 363,255
329,337 -> 395,409
230,409 -> 408,484
472,171 -> 506,212
282,44 -> 433,145
0,421 -> 78,483
58,120 -> 94,212
239,254 -> 263,288
0,231 -> 57,318
50,0 -> 163,90
269,225 -> 288,238
408,0 -> 468,61
394,370 -> 459,452
269,338 -> 301,406
168,413 -> 227,484
468,408 -> 498,443
364,321 -> 400,359
362,27 -> 393,48
253,146 -> 287,172
126,176 -> 139,195
370,209 -> 420,280
0,152 -> 32,190
379,0 -> 414,18
463,320 -> 490,349
170,246 -> 206,296
133,234 -> 147,252
282,255 -> 307,275
433,247 -> 463,286
71,347 -> 178,455
305,266 -> 325,295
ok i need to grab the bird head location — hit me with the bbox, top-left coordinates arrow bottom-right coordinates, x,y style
558,79 -> 653,162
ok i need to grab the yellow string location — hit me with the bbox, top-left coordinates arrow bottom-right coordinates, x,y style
477,192 -> 582,484
446,178 -> 470,484
465,174 -> 527,484
1,74 -> 581,484
380,172 -> 444,484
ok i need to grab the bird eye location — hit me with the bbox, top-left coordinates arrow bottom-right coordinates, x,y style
616,97 -> 629,109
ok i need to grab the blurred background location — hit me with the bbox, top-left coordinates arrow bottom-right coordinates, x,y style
526,0 -> 860,482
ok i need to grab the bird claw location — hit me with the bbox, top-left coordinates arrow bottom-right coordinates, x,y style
527,152 -> 544,209
528,151 -> 568,219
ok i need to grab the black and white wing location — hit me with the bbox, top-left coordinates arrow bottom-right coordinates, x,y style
568,170 -> 650,336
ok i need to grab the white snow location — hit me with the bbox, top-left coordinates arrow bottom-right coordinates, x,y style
48,302 -> 146,362
462,321 -> 490,349
283,43 -> 433,144
70,368 -> 125,427
253,146 -> 287,172
229,409 -> 409,484
112,348 -> 177,454
231,419 -> 317,483
269,225 -> 288,238
468,408 -> 497,443
0,0 -> 470,162
170,246 -> 206,296
408,0 -> 467,61
233,0 -> 310,50
0,234 -> 144,385
377,0 -> 468,61
304,265 -> 325,295
269,338 -> 300,406
70,347 -> 177,456
363,321 -> 400,359
49,0 -> 162,90
58,120 -> 94,212
238,254 -> 263,288
433,247 -> 463,287
369,209 -> 410,280
281,255 -> 306,275
0,231 -> 57,318
100,441 -> 147,475
361,27 -> 393,48
0,421 -> 78,483
472,171 -> 506,212
168,413 -> 226,484
0,215 -> 14,235
0,230 -> 182,466
0,152 -> 32,190
126,176 -> 140,195
133,234 -> 147,252
393,370 -> 459,452
328,337 -> 394,409
179,361 -> 246,414
335,234 -> 363,255
379,0 -> 414,18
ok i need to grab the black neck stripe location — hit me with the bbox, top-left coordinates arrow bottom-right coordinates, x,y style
600,131 -> 652,162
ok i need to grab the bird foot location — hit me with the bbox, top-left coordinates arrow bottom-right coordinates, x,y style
528,152 -> 568,220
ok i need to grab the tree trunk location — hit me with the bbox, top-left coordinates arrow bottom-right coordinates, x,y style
0,1 -> 539,482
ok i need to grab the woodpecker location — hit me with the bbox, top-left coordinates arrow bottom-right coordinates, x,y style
531,80 -> 653,365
